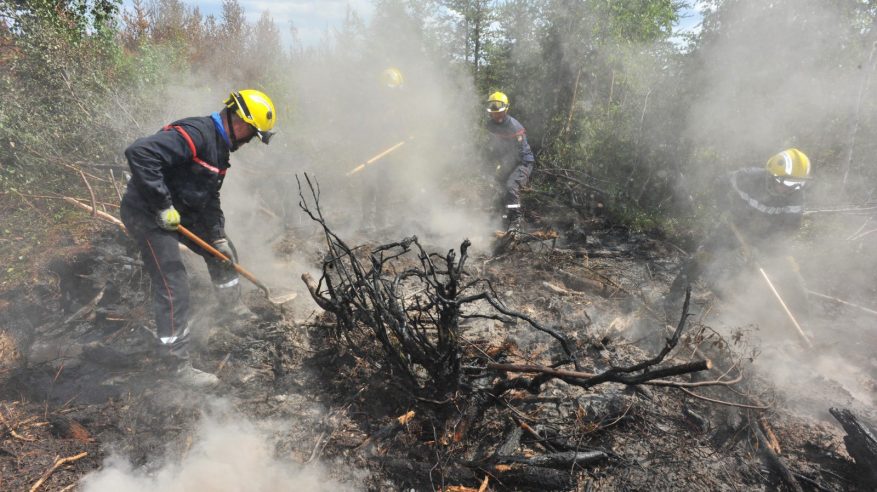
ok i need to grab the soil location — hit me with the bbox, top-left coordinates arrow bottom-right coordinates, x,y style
0,208 -> 874,491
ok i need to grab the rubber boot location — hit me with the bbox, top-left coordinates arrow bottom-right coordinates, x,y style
503,203 -> 522,233
214,280 -> 258,335
153,325 -> 218,387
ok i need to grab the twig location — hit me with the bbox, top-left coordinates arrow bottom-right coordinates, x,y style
64,285 -> 106,324
62,197 -> 127,232
0,409 -> 36,442
850,227 -> 877,241
215,353 -> 232,375
488,360 -> 711,389
109,169 -> 123,203
807,289 -> 877,317
78,170 -> 97,217
644,372 -> 742,388
678,387 -> 771,410
0,192 -> 119,208
805,206 -> 877,215
538,168 -> 608,196
30,451 -> 88,492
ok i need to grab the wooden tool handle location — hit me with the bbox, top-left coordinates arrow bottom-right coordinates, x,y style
177,225 -> 267,291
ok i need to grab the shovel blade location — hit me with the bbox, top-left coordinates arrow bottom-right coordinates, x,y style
267,290 -> 298,305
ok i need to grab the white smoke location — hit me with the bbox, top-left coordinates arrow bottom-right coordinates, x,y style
81,403 -> 364,492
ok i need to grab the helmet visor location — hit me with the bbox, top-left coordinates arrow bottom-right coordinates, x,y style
256,129 -> 274,145
774,176 -> 806,190
487,100 -> 508,112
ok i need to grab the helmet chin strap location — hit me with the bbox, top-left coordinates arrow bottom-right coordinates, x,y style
226,107 -> 240,151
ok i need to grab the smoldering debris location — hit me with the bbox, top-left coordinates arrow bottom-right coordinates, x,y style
0,206 -> 873,490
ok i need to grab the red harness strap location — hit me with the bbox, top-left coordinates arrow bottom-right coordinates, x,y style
493,129 -> 526,141
163,125 -> 227,176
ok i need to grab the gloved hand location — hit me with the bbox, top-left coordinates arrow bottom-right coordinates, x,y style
212,238 -> 237,264
156,206 -> 181,231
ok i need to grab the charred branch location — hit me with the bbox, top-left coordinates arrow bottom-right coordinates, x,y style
830,407 -> 877,488
495,450 -> 608,469
486,359 -> 711,391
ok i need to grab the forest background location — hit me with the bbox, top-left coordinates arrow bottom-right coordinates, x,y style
3,0 -> 877,271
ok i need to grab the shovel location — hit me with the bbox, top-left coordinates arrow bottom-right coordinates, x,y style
346,136 -> 414,176
177,225 -> 297,305
727,222 -> 813,348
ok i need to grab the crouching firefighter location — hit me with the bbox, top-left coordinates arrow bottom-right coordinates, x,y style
120,89 -> 277,385
665,148 -> 811,321
485,91 -> 535,232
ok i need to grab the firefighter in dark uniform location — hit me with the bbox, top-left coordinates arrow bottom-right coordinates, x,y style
120,89 -> 276,385
358,67 -> 408,233
485,91 -> 535,232
665,148 -> 811,319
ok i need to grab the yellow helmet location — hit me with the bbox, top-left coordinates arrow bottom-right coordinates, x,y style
487,91 -> 509,113
381,67 -> 404,89
766,148 -> 810,189
224,89 -> 276,144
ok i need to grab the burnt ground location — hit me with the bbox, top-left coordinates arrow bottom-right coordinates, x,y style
0,209 -> 875,491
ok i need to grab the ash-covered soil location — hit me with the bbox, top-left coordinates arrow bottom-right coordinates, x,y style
0,219 -> 874,491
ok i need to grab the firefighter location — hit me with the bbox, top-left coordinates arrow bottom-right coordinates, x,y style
120,89 -> 276,386
666,148 -> 811,317
485,91 -> 535,232
381,66 -> 404,90
358,67 -> 407,234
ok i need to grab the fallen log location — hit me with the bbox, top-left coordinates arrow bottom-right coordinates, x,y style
754,426 -> 802,492
375,457 -> 476,490
496,450 -> 608,469
491,463 -> 574,490
830,407 -> 877,488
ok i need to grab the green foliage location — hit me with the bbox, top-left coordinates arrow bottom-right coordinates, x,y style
6,0 -> 877,247
0,0 -> 291,196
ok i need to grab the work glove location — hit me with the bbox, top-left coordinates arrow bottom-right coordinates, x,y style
212,238 -> 237,264
156,206 -> 181,231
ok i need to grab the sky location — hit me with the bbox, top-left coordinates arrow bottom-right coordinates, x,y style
122,1 -> 703,48
121,0 -> 376,46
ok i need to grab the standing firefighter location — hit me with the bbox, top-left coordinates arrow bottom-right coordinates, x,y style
357,67 -> 408,234
120,89 -> 277,386
485,91 -> 535,232
666,148 -> 811,320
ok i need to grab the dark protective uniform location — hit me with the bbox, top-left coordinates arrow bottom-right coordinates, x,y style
485,115 -> 535,225
120,113 -> 240,357
667,167 -> 806,315
358,86 -> 411,231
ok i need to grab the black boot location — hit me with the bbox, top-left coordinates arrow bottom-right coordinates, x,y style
503,203 -> 522,233
151,325 -> 218,387
213,279 -> 258,334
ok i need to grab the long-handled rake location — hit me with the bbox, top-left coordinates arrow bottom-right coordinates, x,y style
178,225 -> 297,305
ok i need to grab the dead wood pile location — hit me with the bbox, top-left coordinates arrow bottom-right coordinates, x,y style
295,175 -> 732,489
